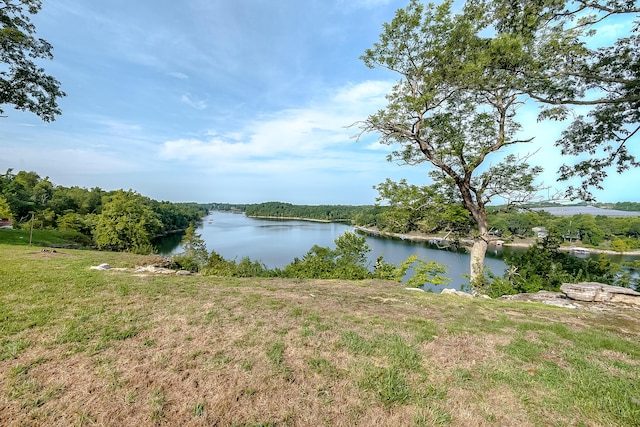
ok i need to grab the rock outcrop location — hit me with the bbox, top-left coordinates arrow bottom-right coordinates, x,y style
560,282 -> 640,306
440,288 -> 473,298
89,264 -> 192,276
500,290 -> 581,309
498,282 -> 640,309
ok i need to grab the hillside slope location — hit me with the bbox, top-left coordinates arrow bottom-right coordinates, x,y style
1,245 -> 639,426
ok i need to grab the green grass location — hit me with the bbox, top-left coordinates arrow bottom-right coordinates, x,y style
1,243 -> 639,426
0,228 -> 92,247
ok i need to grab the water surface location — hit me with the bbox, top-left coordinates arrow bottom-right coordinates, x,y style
159,211 -> 508,290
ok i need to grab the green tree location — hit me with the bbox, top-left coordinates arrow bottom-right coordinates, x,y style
486,0 -> 639,199
57,211 -> 88,234
0,195 -> 13,220
488,230 -> 622,297
359,0 -> 543,286
373,178 -> 472,235
572,214 -> 605,246
283,231 -> 373,280
0,0 -> 65,121
93,190 -> 161,253
174,223 -> 208,272
394,255 -> 450,290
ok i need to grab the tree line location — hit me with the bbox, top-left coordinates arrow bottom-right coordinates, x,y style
244,202 -> 373,222
0,169 -> 209,253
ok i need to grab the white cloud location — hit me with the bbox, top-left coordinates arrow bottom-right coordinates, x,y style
169,71 -> 189,79
161,80 -> 393,171
181,94 -> 207,110
332,80 -> 391,104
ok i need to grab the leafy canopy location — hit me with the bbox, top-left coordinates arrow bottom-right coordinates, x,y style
359,0 -> 544,285
0,0 -> 65,121
486,0 -> 640,199
93,190 -> 162,253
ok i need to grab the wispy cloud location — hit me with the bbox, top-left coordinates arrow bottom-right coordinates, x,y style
160,80 -> 392,172
169,71 -> 189,79
181,93 -> 207,110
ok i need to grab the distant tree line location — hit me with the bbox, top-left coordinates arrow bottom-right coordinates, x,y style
0,169 -> 209,252
244,202 -> 375,222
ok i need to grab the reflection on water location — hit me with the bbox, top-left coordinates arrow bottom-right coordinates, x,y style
153,232 -> 184,255
156,211 -> 508,290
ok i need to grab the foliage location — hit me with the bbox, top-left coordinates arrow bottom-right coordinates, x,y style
607,202 -> 640,212
173,224 -> 208,272
200,230 -> 451,287
283,232 -> 373,280
93,190 -> 162,253
373,178 -> 472,235
279,231 -> 451,287
359,0 -> 544,285
202,250 -> 273,278
483,231 -> 625,296
484,0 -> 640,199
0,195 -> 13,220
0,169 -> 208,251
244,201 -> 374,222
202,250 -> 238,277
0,0 -> 65,121
394,255 -> 450,290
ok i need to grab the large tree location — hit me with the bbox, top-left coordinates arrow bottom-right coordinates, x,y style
94,190 -> 162,253
359,0 -> 543,286
1,0 -> 65,121
487,0 -> 639,199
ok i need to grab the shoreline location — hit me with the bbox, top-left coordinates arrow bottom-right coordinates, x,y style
245,215 -> 335,223
353,225 -> 640,257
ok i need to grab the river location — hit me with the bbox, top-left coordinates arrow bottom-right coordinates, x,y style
156,211 -> 508,290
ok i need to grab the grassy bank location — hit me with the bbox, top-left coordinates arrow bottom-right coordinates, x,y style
1,244 -> 639,426
0,228 -> 93,248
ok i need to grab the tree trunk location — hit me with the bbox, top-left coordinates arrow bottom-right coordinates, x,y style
467,206 -> 489,289
457,181 -> 489,289
469,235 -> 488,288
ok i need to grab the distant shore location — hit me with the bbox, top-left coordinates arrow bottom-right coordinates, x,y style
353,226 -> 640,257
245,215 -> 334,223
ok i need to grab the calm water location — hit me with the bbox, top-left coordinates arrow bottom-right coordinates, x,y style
157,211 -> 508,290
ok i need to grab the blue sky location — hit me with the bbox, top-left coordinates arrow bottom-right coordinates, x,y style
1,0 -> 638,204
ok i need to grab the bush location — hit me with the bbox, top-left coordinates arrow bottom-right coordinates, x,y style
172,253 -> 202,272
486,231 -> 623,297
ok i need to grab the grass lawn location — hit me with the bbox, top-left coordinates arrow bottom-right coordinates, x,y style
1,244 -> 639,426
0,228 -> 93,248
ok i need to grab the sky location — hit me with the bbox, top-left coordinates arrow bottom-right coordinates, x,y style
1,0 -> 638,205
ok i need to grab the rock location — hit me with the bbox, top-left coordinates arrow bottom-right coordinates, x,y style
90,263 -> 110,270
560,282 -> 640,304
610,294 -> 640,307
405,287 -> 424,292
501,290 -> 566,302
134,265 -> 175,274
176,270 -> 192,276
440,288 -> 473,298
500,291 -> 581,309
